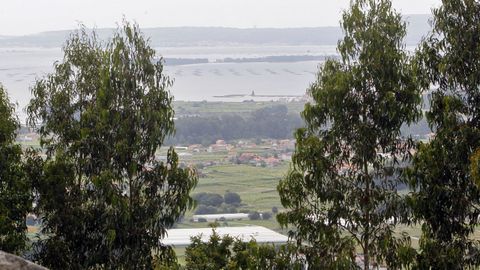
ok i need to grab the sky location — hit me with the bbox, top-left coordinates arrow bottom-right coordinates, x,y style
0,0 -> 441,36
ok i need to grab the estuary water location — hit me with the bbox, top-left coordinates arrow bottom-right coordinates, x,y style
0,45 -> 336,121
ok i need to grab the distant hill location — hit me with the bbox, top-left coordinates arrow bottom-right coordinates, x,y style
0,14 -> 431,48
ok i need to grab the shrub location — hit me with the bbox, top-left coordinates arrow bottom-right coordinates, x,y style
248,211 -> 261,220
224,192 -> 242,205
195,205 -> 218,215
262,212 -> 272,220
219,204 -> 238,214
193,192 -> 224,207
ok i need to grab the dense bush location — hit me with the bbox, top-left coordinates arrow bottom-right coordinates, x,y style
218,204 -> 238,214
194,203 -> 241,215
194,205 -> 218,215
185,229 -> 305,269
262,212 -> 272,220
224,192 -> 241,205
248,211 -> 261,220
193,192 -> 224,207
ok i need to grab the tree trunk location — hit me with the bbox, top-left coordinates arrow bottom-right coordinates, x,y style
364,158 -> 370,270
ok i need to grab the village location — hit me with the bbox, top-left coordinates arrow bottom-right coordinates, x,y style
173,138 -> 295,169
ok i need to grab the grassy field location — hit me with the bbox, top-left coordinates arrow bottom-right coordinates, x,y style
194,164 -> 286,211
171,162 -> 290,267
178,163 -> 289,228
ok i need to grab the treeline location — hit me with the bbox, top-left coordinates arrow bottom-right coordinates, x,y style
168,103 -> 431,146
167,104 -> 303,145
193,192 -> 241,215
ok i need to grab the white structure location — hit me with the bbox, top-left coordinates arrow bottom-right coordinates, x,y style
192,213 -> 249,222
162,226 -> 289,246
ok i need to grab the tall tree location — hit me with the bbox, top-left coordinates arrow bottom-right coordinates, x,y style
277,0 -> 421,268
27,22 -> 197,269
0,84 -> 32,254
406,0 -> 480,268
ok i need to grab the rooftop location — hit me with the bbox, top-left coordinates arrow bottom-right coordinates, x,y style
162,226 -> 289,246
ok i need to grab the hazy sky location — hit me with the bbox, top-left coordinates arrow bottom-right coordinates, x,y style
1,0 -> 441,36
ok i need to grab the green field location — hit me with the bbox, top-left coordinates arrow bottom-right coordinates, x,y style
179,163 -> 288,228
195,164 -> 285,210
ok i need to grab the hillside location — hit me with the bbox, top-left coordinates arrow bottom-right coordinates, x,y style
0,14 -> 430,48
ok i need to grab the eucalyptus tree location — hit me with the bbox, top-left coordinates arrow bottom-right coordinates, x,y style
277,0 -> 421,268
0,84 -> 33,254
28,22 -> 197,269
406,0 -> 480,268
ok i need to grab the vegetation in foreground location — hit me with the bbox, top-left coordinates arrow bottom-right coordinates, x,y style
1,0 -> 480,269
279,0 -> 421,268
183,228 -> 304,270
26,22 -> 197,269
278,0 -> 480,269
0,84 -> 33,254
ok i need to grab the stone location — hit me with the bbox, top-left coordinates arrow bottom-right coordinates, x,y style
0,251 -> 48,270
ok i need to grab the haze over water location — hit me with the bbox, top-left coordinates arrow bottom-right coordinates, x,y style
0,45 -> 336,122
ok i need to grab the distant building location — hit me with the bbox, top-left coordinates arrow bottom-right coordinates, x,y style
281,153 -> 292,161
264,157 -> 281,167
188,144 -> 203,152
162,226 -> 289,246
192,213 -> 249,222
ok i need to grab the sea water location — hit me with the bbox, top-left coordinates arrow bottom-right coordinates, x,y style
0,45 -> 336,122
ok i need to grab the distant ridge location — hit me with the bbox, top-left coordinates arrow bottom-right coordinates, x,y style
0,14 -> 431,48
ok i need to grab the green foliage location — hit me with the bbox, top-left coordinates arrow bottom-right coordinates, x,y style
27,22 -> 197,269
248,211 -> 261,221
185,229 -> 305,270
0,84 -> 33,254
261,212 -> 272,220
195,205 -> 218,215
185,230 -> 234,270
471,148 -> 480,187
193,192 -> 224,207
167,105 -> 303,145
406,0 -> 480,268
277,0 -> 421,268
224,192 -> 241,205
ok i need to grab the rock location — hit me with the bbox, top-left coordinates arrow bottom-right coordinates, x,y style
0,251 -> 48,270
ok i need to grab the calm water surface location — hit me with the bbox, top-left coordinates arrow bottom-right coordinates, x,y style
0,45 -> 336,121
